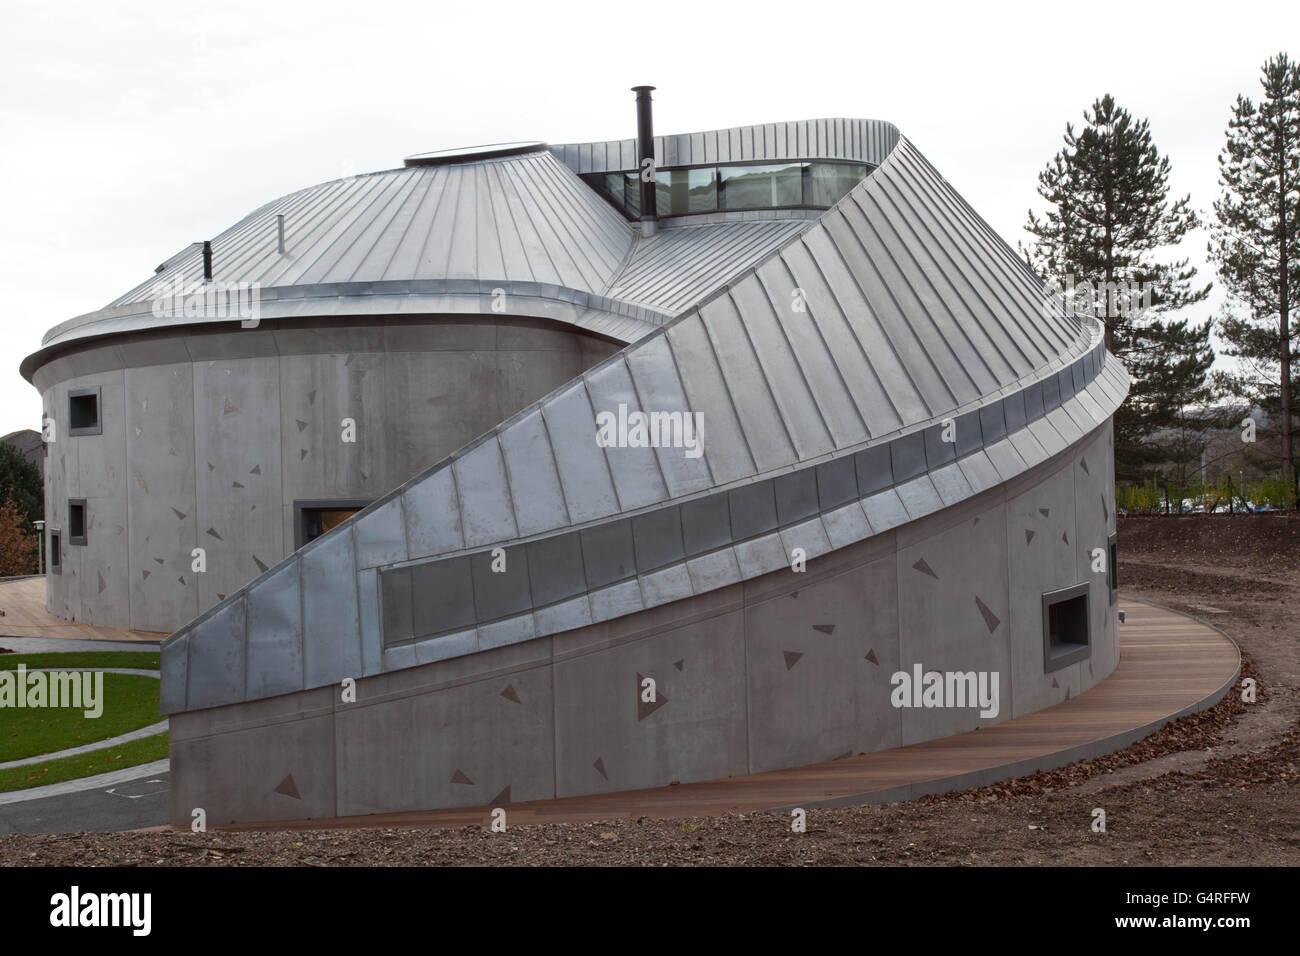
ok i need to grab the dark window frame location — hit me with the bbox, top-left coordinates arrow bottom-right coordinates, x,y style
1107,531 -> 1119,604
293,498 -> 372,550
67,498 -> 87,546
1042,581 -> 1091,673
67,386 -> 103,437
48,529 -> 62,573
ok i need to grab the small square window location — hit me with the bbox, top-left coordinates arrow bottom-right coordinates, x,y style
68,387 -> 102,437
49,530 -> 61,573
1042,582 -> 1090,673
68,499 -> 87,546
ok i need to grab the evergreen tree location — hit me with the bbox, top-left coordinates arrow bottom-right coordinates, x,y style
1023,95 -> 1214,479
1209,53 -> 1300,509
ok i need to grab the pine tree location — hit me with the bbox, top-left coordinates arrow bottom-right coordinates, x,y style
1024,95 -> 1214,479
1209,53 -> 1300,509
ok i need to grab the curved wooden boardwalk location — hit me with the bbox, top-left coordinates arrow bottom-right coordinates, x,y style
218,597 -> 1241,831
0,577 -> 163,643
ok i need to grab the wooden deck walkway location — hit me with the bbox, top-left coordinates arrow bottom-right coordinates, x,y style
220,597 -> 1240,831
0,576 -> 164,643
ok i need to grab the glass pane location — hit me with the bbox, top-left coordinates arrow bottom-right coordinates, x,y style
655,167 -> 718,215
623,172 -> 640,217
808,163 -> 867,206
719,163 -> 804,210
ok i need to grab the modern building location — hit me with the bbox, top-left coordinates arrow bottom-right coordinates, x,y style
22,94 -> 1127,825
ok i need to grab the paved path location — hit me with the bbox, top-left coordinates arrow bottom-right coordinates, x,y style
0,766 -> 171,834
0,576 -> 164,643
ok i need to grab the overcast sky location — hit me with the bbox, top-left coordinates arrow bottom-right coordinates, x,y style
1,0 -> 1295,435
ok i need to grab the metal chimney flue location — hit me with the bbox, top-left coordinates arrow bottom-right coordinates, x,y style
632,85 -> 656,236
202,240 -> 213,282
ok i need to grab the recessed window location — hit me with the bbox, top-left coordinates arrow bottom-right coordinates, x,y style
49,530 -> 61,573
1108,532 -> 1118,604
294,499 -> 371,549
583,160 -> 872,219
68,387 -> 102,437
1042,582 -> 1091,672
68,499 -> 87,546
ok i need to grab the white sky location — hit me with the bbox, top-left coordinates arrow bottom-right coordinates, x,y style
1,0 -> 1295,435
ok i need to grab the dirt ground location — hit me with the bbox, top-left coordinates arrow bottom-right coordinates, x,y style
3,514 -> 1297,867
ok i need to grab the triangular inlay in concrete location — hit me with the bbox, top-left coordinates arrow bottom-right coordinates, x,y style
783,651 -> 803,670
274,775 -> 300,799
636,673 -> 668,720
912,558 -> 938,579
974,596 -> 1001,633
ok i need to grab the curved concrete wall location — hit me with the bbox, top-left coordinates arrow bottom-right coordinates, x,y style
36,316 -> 620,632
167,419 -> 1116,825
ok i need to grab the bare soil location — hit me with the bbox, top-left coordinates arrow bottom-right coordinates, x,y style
3,515 -> 1297,866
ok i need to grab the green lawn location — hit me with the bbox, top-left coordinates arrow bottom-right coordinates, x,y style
0,651 -> 160,671
0,673 -> 161,762
0,732 -> 169,793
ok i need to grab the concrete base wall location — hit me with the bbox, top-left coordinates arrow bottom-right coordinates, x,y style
36,317 -> 620,632
169,420 -> 1118,825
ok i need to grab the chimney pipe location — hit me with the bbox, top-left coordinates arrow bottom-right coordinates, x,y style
202,241 -> 213,281
276,214 -> 286,254
632,85 -> 656,236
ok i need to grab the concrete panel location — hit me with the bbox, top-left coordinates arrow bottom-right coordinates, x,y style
193,356 -> 284,612
895,500 -> 1011,745
1005,460 -> 1080,717
334,646 -> 555,814
278,351 -> 387,504
125,364 -> 200,632
745,553 -> 900,771
169,690 -> 337,824
70,370 -> 128,627
553,609 -> 749,796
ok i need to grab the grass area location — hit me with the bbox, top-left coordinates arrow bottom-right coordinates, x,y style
0,732 -> 169,793
0,651 -> 159,671
0,673 -> 161,762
